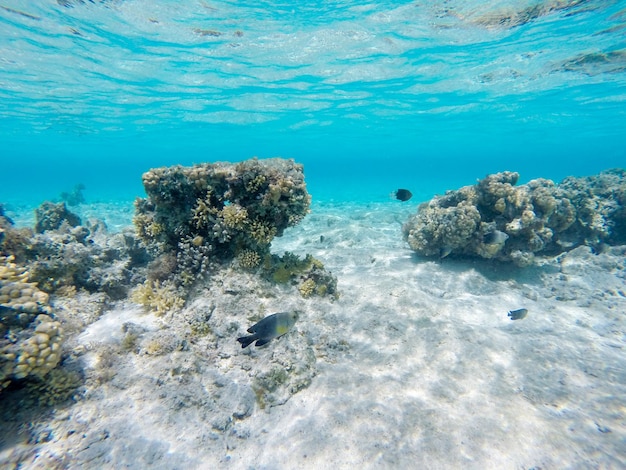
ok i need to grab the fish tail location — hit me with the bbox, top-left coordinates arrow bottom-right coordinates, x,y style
237,334 -> 257,348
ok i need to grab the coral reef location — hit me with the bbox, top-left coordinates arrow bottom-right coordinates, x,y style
132,157 -> 339,300
25,224 -> 148,299
263,252 -> 339,299
24,367 -> 83,406
236,249 -> 262,269
134,158 -> 311,282
559,169 -> 626,245
130,280 -> 185,316
1,255 -> 63,391
60,183 -> 86,206
1,200 -> 151,400
0,206 -> 32,261
403,169 -> 626,265
34,201 -> 81,233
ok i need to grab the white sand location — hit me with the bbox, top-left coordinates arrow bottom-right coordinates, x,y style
2,202 -> 625,469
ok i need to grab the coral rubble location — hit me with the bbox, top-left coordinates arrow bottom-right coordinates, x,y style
403,169 -> 626,265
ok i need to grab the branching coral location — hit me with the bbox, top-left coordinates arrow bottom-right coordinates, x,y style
403,169 -> 626,265
221,204 -> 249,230
236,249 -> 261,269
298,279 -> 316,298
191,194 -> 219,230
249,221 -> 277,245
131,280 -> 185,316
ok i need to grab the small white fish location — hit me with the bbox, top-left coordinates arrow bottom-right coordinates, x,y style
508,308 -> 528,320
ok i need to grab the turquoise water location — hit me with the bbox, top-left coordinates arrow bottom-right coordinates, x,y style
1,0 -> 625,205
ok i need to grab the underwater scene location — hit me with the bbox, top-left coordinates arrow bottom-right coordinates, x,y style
1,1 -> 625,468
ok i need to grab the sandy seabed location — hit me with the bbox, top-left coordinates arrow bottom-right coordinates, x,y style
1,201 -> 625,469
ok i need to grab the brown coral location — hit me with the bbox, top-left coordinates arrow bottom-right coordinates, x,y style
1,255 -> 63,392
134,158 -> 311,281
221,204 -> 249,230
403,169 -> 626,265
236,249 -> 261,269
131,280 -> 185,316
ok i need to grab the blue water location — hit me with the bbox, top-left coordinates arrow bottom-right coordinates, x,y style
1,0 -> 625,206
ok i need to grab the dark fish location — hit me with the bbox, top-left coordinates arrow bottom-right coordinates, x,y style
393,189 -> 412,202
237,311 -> 299,348
508,308 -> 528,320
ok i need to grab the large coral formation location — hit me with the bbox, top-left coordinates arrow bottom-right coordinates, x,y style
403,169 -> 626,265
34,201 -> 81,233
134,157 -> 312,282
1,255 -> 63,391
133,157 -> 339,298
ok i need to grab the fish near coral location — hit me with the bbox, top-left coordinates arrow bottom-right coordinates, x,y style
237,311 -> 298,348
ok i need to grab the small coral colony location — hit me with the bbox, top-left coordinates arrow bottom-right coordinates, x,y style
1,157 -> 625,400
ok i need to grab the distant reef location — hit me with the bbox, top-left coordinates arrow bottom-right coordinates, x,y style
403,169 -> 626,266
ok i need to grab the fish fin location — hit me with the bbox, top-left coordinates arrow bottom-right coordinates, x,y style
237,335 -> 257,348
254,338 -> 271,347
